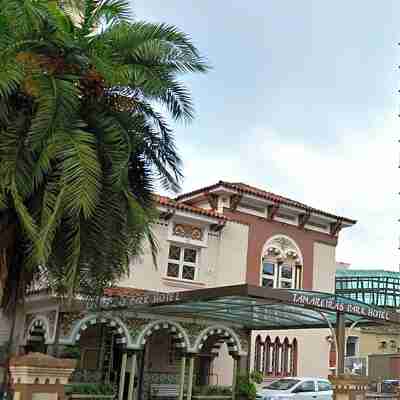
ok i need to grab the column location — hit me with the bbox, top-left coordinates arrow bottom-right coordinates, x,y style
178,355 -> 187,400
336,313 -> 346,375
187,356 -> 195,400
119,352 -> 128,400
128,352 -> 138,400
231,357 -> 238,400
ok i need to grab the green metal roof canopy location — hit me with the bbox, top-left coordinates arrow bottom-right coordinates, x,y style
336,269 -> 400,308
99,284 -> 400,329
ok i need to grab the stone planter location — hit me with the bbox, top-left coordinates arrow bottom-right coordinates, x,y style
9,352 -> 76,400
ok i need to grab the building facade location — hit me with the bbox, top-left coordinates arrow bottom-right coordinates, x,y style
336,268 -> 400,377
0,180 -> 356,393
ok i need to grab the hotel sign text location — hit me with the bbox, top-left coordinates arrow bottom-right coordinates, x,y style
88,292 -> 182,310
291,293 -> 391,321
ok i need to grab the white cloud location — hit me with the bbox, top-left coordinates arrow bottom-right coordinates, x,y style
176,113 -> 399,270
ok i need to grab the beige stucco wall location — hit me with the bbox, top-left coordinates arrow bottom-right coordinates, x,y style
251,329 -> 331,378
351,328 -> 400,357
211,343 -> 234,385
312,242 -> 336,293
119,219 -> 249,292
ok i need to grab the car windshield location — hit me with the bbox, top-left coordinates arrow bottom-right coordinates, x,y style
265,379 -> 301,391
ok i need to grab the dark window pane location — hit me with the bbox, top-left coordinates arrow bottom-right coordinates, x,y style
182,265 -> 195,280
263,262 -> 275,276
169,245 -> 181,260
281,265 -> 293,279
280,281 -> 292,289
318,381 -> 332,392
297,381 -> 315,393
167,263 -> 179,278
184,248 -> 197,263
262,278 -> 274,288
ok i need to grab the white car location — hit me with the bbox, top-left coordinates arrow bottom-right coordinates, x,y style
256,377 -> 333,400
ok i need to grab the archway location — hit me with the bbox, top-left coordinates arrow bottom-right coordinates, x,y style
195,326 -> 242,387
66,315 -> 131,387
137,321 -> 190,400
25,317 -> 50,354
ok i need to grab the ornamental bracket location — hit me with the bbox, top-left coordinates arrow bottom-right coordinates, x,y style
330,218 -> 343,237
298,210 -> 311,229
229,194 -> 242,212
210,221 -> 226,232
159,209 -> 175,221
205,192 -> 219,210
267,203 -> 280,221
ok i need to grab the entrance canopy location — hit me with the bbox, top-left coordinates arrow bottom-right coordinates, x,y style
98,284 -> 400,330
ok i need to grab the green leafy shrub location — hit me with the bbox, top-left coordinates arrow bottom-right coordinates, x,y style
236,375 -> 257,400
250,370 -> 264,384
193,385 -> 232,396
65,383 -> 114,395
61,345 -> 81,359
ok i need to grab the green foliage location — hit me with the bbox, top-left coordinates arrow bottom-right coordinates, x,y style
65,383 -> 115,395
250,370 -> 264,385
193,386 -> 232,396
60,345 -> 81,359
0,0 -> 209,310
236,375 -> 257,400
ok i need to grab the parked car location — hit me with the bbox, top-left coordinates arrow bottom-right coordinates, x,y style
256,377 -> 333,400
382,380 -> 400,393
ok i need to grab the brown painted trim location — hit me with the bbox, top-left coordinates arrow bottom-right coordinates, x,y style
223,209 -> 337,289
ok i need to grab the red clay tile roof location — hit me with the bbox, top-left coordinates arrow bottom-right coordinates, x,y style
176,181 -> 356,224
155,194 -> 227,221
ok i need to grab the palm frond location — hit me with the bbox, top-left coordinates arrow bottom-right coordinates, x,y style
58,126 -> 102,219
28,75 -> 81,150
37,185 -> 65,264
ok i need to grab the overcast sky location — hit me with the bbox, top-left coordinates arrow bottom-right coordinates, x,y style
133,1 -> 400,270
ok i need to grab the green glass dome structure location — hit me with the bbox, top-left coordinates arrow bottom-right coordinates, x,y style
336,269 -> 400,308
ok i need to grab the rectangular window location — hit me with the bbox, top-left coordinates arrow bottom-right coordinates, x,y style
261,262 -> 300,289
346,336 -> 359,357
166,244 -> 198,281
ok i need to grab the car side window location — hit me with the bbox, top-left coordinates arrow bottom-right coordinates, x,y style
318,381 -> 332,392
296,381 -> 316,393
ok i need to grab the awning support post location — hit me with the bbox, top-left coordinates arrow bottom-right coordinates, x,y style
187,356 -> 195,400
178,355 -> 187,400
336,312 -> 346,375
118,351 -> 128,400
128,352 -> 137,400
231,357 -> 238,400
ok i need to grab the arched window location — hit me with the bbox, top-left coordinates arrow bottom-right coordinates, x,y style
282,337 -> 290,376
260,236 -> 303,289
254,335 -> 263,372
273,337 -> 281,376
262,336 -> 298,377
264,336 -> 272,375
291,339 -> 298,376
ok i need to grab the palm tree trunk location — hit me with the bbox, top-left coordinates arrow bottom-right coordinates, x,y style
0,257 -> 20,396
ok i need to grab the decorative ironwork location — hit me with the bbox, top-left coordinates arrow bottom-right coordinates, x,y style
255,335 -> 298,377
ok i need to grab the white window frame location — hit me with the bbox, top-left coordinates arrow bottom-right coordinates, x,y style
166,243 -> 199,282
261,260 -> 298,289
279,264 -> 295,289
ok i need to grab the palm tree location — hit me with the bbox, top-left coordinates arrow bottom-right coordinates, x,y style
0,0 -> 209,314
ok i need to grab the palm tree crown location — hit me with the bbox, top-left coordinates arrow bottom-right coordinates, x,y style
0,0 -> 209,310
